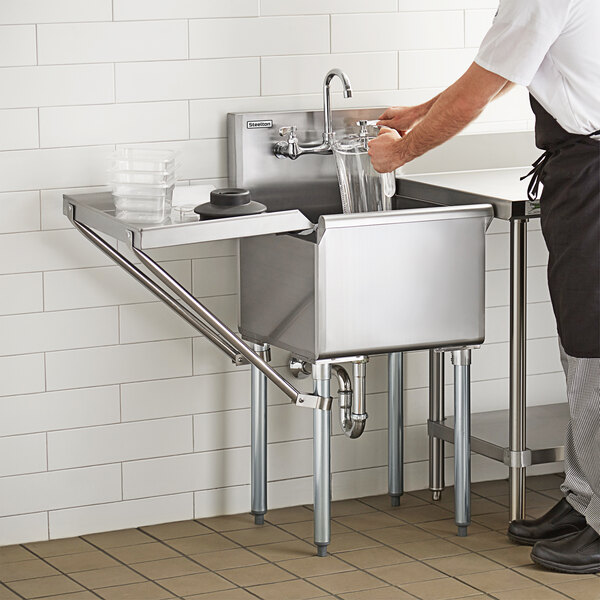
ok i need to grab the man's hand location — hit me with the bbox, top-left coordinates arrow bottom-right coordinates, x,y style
377,105 -> 426,135
368,127 -> 404,173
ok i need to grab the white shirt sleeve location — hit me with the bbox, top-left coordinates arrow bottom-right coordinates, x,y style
475,0 -> 572,86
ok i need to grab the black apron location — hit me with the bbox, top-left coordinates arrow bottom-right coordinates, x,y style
524,96 -> 600,358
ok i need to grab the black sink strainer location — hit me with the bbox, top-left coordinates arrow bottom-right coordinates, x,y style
194,188 -> 267,221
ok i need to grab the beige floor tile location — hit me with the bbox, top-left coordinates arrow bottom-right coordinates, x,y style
193,548 -> 265,572
183,590 -> 256,600
419,519 -> 490,538
251,540 -> 315,561
132,557 -> 206,580
0,547 -> 36,565
8,574 -> 84,599
335,512 -> 404,532
0,560 -> 58,582
400,577 -> 481,600
481,545 -> 533,568
471,511 -> 511,532
526,474 -> 563,491
472,480 -> 510,497
70,565 -> 145,589
399,538 -> 468,560
368,562 -> 446,586
327,532 -> 382,554
41,592 -> 98,599
46,550 -> 120,573
470,498 -> 508,516
359,494 -> 427,511
159,572 -> 234,596
553,578 -> 600,600
514,564 -> 597,585
452,531 -> 513,552
83,529 -> 154,550
367,525 -> 435,547
336,546 -> 411,569
493,585 -> 571,600
458,568 -> 539,594
106,542 -> 180,564
277,555 -> 355,578
95,581 -> 174,599
221,563 -> 295,587
390,505 -> 454,524
198,514 -> 257,532
281,520 -> 351,539
340,587 -> 415,599
224,525 -> 294,547
167,533 -> 238,556
307,570 -> 386,595
543,488 -> 565,500
0,585 -> 20,600
140,521 -> 210,540
249,579 -> 325,600
329,500 -> 377,518
25,539 -> 95,559
264,506 -> 314,525
426,553 -> 504,576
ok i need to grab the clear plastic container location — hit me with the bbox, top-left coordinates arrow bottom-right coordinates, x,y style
110,148 -> 178,173
332,123 -> 395,214
109,169 -> 177,186
113,186 -> 174,224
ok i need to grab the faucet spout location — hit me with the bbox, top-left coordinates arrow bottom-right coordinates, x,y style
323,68 -> 353,144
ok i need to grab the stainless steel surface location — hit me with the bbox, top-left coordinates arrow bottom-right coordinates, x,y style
402,168 -> 539,221
251,343 -> 269,525
428,403 -> 568,467
510,219 -> 528,521
313,362 -> 332,556
64,193 -> 312,249
289,356 -> 312,379
429,349 -> 445,501
67,212 -> 241,362
273,69 -> 353,160
239,205 -> 492,362
452,349 -> 472,536
388,353 -> 404,506
132,245 -> 329,410
331,364 -> 363,439
228,108 -> 384,222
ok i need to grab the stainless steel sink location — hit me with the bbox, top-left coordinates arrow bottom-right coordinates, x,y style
239,204 -> 491,362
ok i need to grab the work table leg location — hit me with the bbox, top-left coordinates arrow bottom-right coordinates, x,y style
388,352 -> 404,507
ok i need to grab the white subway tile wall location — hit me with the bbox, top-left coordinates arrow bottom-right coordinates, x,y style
0,1 -> 554,546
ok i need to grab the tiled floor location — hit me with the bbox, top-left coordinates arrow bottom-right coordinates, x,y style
1,474 -> 599,600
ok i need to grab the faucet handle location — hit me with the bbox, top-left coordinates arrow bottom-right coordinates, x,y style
279,126 -> 298,138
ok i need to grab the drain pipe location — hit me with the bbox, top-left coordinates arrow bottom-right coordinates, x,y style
332,358 -> 368,439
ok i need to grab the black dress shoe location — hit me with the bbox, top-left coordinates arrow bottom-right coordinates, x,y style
531,525 -> 600,574
507,498 -> 587,545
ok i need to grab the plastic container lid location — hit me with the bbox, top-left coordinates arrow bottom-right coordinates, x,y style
110,148 -> 179,173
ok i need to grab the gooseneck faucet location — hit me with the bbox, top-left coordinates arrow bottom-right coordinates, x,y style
274,68 -> 353,160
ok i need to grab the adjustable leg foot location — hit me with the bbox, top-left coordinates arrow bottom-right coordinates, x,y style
316,544 -> 328,557
457,525 -> 468,537
390,496 -> 401,507
432,490 -> 442,502
253,514 -> 264,525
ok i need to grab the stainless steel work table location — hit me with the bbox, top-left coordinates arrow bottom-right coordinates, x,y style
400,168 -> 568,520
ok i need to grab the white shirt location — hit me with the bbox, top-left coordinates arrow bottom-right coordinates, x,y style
475,0 -> 600,136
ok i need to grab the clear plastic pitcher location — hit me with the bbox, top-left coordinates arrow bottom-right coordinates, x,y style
333,121 -> 396,214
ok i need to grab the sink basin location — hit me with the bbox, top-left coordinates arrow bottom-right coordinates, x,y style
239,202 -> 492,362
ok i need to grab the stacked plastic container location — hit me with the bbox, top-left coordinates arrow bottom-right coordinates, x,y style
109,148 -> 178,223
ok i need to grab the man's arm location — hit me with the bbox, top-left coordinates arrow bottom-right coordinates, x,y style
369,63 -> 510,172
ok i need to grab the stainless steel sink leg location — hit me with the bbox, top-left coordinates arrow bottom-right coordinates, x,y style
313,362 -> 332,557
251,343 -> 270,525
388,352 -> 404,507
429,350 -> 446,502
510,219 -> 528,522
452,349 -> 472,537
